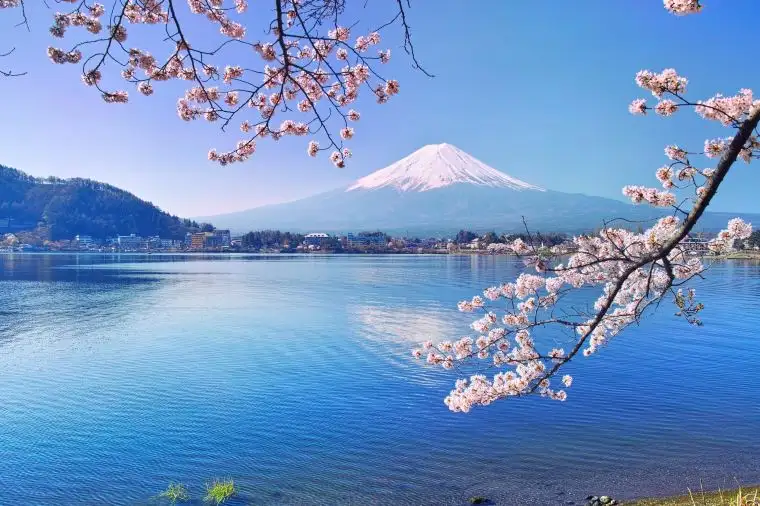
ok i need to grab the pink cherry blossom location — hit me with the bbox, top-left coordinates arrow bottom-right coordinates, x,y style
330,150 -> 345,168
655,99 -> 678,116
655,166 -> 674,188
629,98 -> 647,115
663,0 -> 702,15
385,80 -> 400,95
635,68 -> 687,98
695,89 -> 753,125
727,218 -> 752,239
102,90 -> 128,103
137,82 -> 153,96
223,65 -> 243,84
81,70 -> 101,86
664,145 -> 688,161
704,138 -> 728,158
676,166 -> 696,180
328,26 -> 350,41
622,186 -> 676,207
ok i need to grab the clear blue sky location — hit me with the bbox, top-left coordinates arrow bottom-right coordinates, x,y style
1,0 -> 759,218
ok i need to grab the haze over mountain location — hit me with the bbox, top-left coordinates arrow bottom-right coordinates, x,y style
202,143 -> 758,236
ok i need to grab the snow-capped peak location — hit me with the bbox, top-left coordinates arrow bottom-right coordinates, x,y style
346,143 -> 544,193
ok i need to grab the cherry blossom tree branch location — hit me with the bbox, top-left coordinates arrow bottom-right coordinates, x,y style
533,108 -> 758,386
413,63 -> 760,411
2,0 -> 424,165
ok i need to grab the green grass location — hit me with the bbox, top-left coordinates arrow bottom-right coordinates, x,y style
625,484 -> 760,505
204,478 -> 236,505
158,482 -> 190,504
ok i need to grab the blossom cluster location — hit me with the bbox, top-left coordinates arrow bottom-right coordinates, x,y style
708,218 -> 753,253
621,185 -> 676,207
186,25 -> 394,167
624,68 -> 759,207
50,4 -> 105,38
663,0 -> 702,15
39,0 -> 399,167
695,89 -> 758,126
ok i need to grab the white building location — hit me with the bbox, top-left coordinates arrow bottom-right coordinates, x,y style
304,232 -> 330,247
117,234 -> 143,251
75,235 -> 95,247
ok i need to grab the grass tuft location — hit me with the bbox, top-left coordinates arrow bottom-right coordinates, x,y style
204,478 -> 236,505
158,482 -> 190,504
626,484 -> 760,505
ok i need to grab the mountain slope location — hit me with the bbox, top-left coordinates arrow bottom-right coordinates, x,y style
0,165 -> 199,240
200,185 -> 663,235
200,144 -> 760,236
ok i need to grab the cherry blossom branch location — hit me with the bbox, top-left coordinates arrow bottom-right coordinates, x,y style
413,62 -> 760,412
392,0 -> 431,77
1,0 -> 424,165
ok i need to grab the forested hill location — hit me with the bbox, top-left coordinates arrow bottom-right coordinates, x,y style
0,164 -> 200,240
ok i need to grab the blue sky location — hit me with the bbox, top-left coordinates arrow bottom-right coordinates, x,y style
1,0 -> 759,218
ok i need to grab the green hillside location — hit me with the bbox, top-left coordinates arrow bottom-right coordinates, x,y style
0,164 -> 201,240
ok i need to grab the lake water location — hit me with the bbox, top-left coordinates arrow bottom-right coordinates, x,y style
1,253 -> 759,505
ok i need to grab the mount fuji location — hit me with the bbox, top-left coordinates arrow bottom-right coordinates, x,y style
200,143 -> 756,236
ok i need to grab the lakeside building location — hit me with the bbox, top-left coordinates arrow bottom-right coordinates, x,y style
214,229 -> 231,247
681,239 -> 710,254
144,236 -> 179,250
188,230 -> 231,250
304,232 -> 330,247
117,234 -> 143,251
0,217 -> 36,232
74,235 -> 95,249
347,232 -> 386,248
190,232 -> 207,250
205,234 -> 223,248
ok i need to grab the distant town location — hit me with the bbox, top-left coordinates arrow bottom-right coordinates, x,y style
2,227 -> 758,256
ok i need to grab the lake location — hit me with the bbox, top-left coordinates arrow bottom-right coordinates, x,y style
1,253 -> 759,505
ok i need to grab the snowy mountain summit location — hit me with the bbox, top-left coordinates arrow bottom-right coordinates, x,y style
346,143 -> 545,193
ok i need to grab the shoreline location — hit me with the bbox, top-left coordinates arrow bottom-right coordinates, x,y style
623,484 -> 760,505
2,249 -> 760,257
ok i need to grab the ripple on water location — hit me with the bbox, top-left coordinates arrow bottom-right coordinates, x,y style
0,254 -> 759,505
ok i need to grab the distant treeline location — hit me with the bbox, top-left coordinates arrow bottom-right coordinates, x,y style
453,230 -> 569,246
742,230 -> 760,248
237,228 -> 572,251
240,230 -> 307,250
